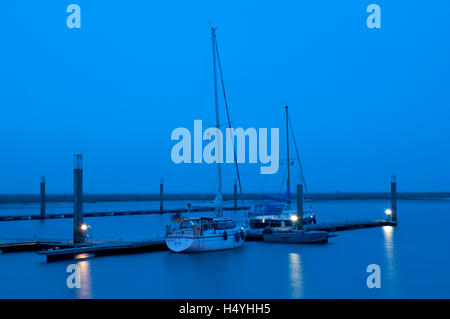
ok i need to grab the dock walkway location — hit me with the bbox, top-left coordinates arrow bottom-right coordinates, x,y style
37,239 -> 167,261
0,219 -> 397,261
0,238 -> 167,261
246,219 -> 397,240
304,219 -> 396,232
0,206 -> 250,222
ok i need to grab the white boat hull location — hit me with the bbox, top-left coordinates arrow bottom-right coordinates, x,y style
263,230 -> 328,244
166,229 -> 245,253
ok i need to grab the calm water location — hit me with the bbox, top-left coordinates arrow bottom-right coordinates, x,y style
0,199 -> 449,298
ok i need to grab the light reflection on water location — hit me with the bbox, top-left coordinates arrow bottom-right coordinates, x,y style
382,225 -> 398,296
382,226 -> 394,263
288,253 -> 303,298
76,258 -> 92,299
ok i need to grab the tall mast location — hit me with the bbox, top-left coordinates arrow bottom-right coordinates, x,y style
211,27 -> 223,215
285,105 -> 291,204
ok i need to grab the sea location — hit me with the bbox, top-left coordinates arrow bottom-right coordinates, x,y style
0,199 -> 449,298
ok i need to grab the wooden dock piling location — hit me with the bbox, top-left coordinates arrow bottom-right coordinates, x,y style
391,175 -> 397,222
40,176 -> 46,217
73,154 -> 84,244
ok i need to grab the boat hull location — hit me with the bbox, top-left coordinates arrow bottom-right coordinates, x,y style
245,228 -> 265,241
263,230 -> 328,244
166,230 -> 245,253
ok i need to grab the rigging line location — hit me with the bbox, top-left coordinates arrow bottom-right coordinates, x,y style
214,38 -> 245,205
287,113 -> 308,192
279,164 -> 288,193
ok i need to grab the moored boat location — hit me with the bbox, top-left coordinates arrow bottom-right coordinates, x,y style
252,106 -> 329,244
262,227 -> 328,244
166,27 -> 247,253
246,203 -> 316,239
166,217 -> 246,253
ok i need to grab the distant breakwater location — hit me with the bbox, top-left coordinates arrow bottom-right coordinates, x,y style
0,192 -> 449,204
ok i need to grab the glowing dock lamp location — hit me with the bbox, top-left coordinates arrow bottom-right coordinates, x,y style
80,224 -> 91,241
291,215 -> 298,222
385,209 -> 392,221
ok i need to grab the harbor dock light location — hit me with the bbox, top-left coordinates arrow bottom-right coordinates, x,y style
385,209 -> 392,221
291,215 -> 298,222
80,224 -> 91,242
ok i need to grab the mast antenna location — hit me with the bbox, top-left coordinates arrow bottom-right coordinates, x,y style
285,105 -> 291,204
214,31 -> 245,206
288,112 -> 307,191
211,27 -> 223,216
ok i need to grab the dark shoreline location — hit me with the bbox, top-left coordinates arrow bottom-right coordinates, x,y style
0,192 -> 449,204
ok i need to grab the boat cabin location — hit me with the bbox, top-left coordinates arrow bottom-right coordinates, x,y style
180,217 -> 236,231
249,218 -> 293,229
250,203 -> 287,217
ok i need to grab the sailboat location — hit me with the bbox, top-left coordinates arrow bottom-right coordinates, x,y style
249,106 -> 329,243
165,27 -> 246,253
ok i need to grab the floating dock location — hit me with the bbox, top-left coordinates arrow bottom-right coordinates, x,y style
37,239 -> 167,262
0,239 -> 74,253
0,219 -> 397,261
0,206 -> 250,222
246,219 -> 397,241
1,192 -> 449,204
0,238 -> 167,261
304,219 -> 396,232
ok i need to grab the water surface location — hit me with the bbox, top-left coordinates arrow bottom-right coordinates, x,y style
0,200 -> 449,298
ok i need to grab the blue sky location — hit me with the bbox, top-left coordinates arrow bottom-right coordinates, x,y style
0,1 -> 449,194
